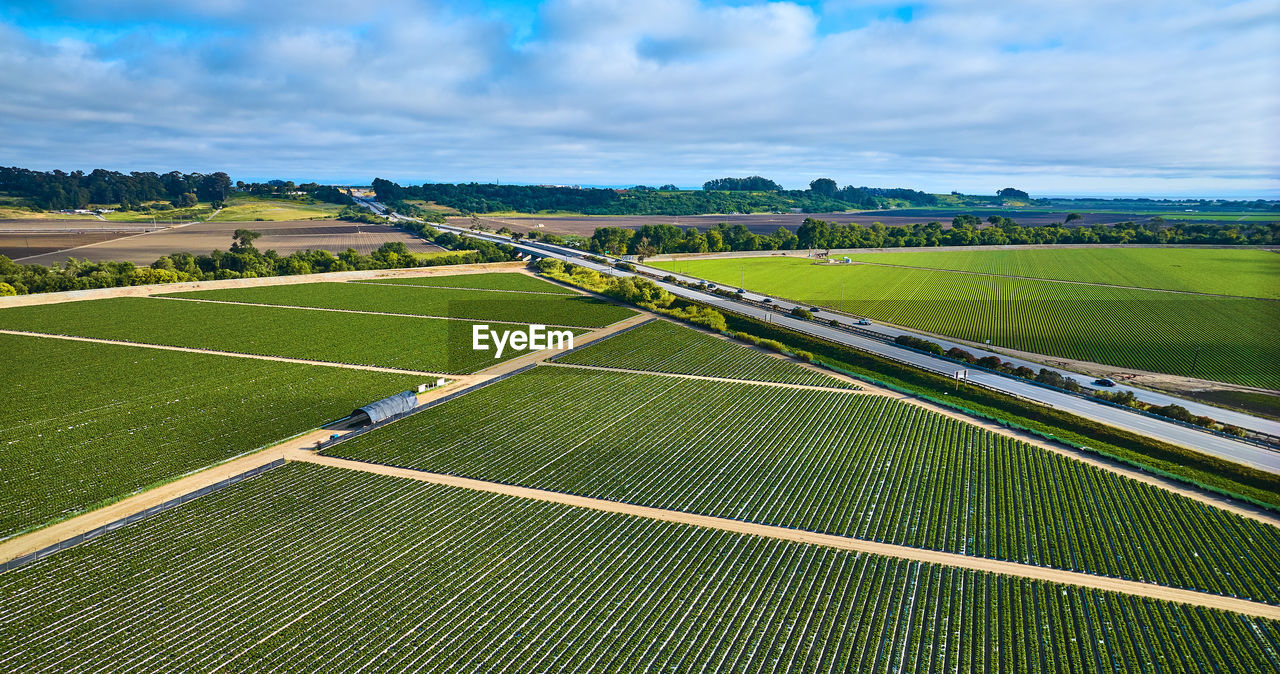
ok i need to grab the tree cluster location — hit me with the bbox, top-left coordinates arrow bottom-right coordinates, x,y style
701,176 -> 783,191
1,167 -> 232,211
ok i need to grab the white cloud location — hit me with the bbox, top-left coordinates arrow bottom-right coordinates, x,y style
0,0 -> 1275,195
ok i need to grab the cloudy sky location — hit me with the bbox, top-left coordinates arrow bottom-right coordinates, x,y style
1,0 -> 1277,196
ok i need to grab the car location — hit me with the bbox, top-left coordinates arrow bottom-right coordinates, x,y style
735,288 -> 745,294
762,298 -> 773,304
1094,378 -> 1116,387
809,307 -> 821,312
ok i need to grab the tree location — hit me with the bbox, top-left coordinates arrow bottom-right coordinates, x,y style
231,228 -> 262,253
809,178 -> 838,197
1064,212 -> 1083,223
173,192 -> 198,208
997,187 -> 1030,200
0,281 -> 15,296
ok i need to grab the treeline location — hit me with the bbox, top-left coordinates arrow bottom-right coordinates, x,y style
234,180 -> 351,205
2,167 -> 233,211
0,228 -> 518,296
0,167 -> 352,211
371,177 -> 937,216
586,217 -> 1280,256
702,176 -> 782,191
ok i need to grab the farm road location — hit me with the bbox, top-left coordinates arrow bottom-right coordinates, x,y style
0,329 -> 453,377
150,295 -> 587,329
544,361 -> 869,393
295,452 -> 1280,621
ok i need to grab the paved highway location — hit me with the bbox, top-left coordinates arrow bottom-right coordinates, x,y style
384,208 -> 1280,473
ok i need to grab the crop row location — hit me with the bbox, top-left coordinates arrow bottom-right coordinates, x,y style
556,319 -> 855,387
0,333 -> 422,538
328,367 -> 1280,603
838,247 -> 1280,299
0,296 -> 566,374
352,271 -> 578,294
160,280 -> 635,327
653,257 -> 1280,388
1,463 -> 1274,672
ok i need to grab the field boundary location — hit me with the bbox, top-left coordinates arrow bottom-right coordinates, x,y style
0,460 -> 286,574
0,261 -> 528,307
350,280 -> 580,296
294,452 -> 1280,620
543,361 -> 871,393
149,295 -> 589,329
0,329 -> 453,376
548,317 -> 656,361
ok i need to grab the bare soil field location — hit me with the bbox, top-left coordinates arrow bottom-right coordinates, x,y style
0,231 -> 141,259
14,220 -> 443,265
457,210 -> 1135,236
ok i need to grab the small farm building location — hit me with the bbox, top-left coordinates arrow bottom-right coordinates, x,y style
350,390 -> 418,426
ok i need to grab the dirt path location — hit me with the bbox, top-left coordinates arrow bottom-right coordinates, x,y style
294,452 -> 1280,620
352,281 -> 580,296
150,295 -> 587,329
0,329 -> 452,377
543,361 -> 869,393
0,261 -> 528,307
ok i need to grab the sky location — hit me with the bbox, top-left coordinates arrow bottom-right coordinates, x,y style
1,0 -> 1277,197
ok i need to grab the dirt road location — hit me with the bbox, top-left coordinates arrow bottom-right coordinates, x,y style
295,452 -> 1280,621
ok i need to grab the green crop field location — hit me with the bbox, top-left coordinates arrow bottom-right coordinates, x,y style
0,297 -> 567,374
0,333 -> 421,538
557,319 -> 856,388
208,196 -> 344,221
353,271 -> 578,294
653,257 -> 1280,388
160,281 -> 635,328
326,367 -> 1280,604
830,247 -> 1280,299
1,463 -> 1273,673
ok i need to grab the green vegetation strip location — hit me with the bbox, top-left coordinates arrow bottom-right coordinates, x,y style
0,333 -> 422,539
160,281 -> 635,328
352,271 -> 578,294
654,257 -> 1280,389
558,319 -> 855,388
2,463 -> 1275,672
327,367 -> 1280,604
836,247 -> 1280,299
0,297 -> 550,374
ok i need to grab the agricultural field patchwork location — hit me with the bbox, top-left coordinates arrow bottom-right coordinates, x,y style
352,271 -> 578,294
327,367 -> 1280,603
0,297 -> 567,373
833,247 -> 1280,299
159,280 -> 635,327
1,462 -> 1274,673
557,318 -> 856,388
653,257 -> 1280,388
0,333 -> 422,538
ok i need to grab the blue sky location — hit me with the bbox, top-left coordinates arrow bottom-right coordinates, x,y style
1,0 -> 1277,197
